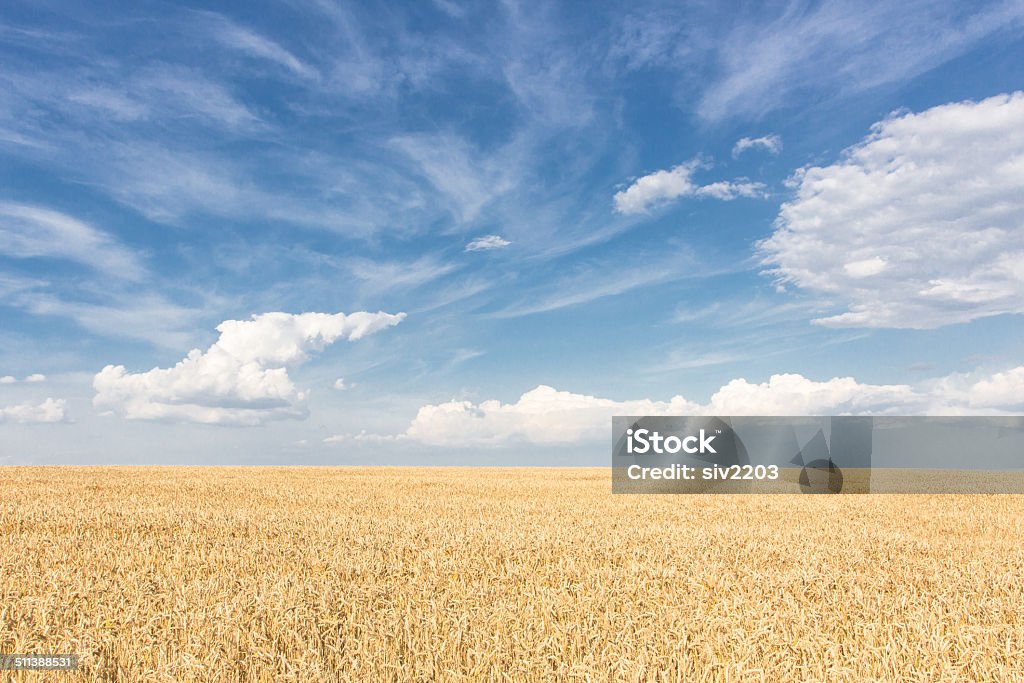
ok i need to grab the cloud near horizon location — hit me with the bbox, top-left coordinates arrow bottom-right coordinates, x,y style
93,310 -> 404,425
333,366 -> 1024,447
0,398 -> 68,424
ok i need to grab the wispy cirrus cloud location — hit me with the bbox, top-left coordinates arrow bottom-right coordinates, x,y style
0,203 -> 204,349
0,0 -> 626,259
609,1 -> 1024,122
491,242 -> 734,318
697,0 -> 1024,120
390,133 -> 522,223
346,255 -> 460,295
45,294 -> 204,349
203,14 -> 318,80
0,202 -> 144,280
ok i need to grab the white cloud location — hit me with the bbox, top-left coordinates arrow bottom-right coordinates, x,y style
705,374 -> 917,416
614,161 -> 766,214
333,378 -> 348,390
761,92 -> 1024,329
0,203 -> 144,280
929,366 -> 1024,412
0,398 -> 68,424
963,367 -> 1024,410
404,385 -> 700,447
0,373 -> 47,384
465,235 -> 511,252
843,257 -> 887,279
694,180 -> 768,200
93,310 -> 404,425
360,365 -> 1024,447
732,134 -> 782,158
324,430 -> 403,445
614,162 -> 698,214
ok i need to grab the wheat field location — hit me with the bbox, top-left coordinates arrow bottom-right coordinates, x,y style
1,467 -> 1022,682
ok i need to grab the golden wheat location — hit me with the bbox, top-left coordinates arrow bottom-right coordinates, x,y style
1,467 -> 1022,681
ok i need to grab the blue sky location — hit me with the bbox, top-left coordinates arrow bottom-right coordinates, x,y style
1,0 -> 1023,464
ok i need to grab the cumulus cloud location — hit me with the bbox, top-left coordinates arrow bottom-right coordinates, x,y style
403,385 -> 700,447
93,310 -> 404,425
704,374 -> 916,416
929,366 -> 1024,412
760,92 -> 1024,329
0,398 -> 68,424
348,366 -> 1024,447
614,161 -> 766,214
732,134 -> 782,158
25,373 -> 46,383
0,376 -> 16,384
963,367 -> 1024,410
465,235 -> 511,252
694,181 -> 768,201
333,378 -> 348,391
